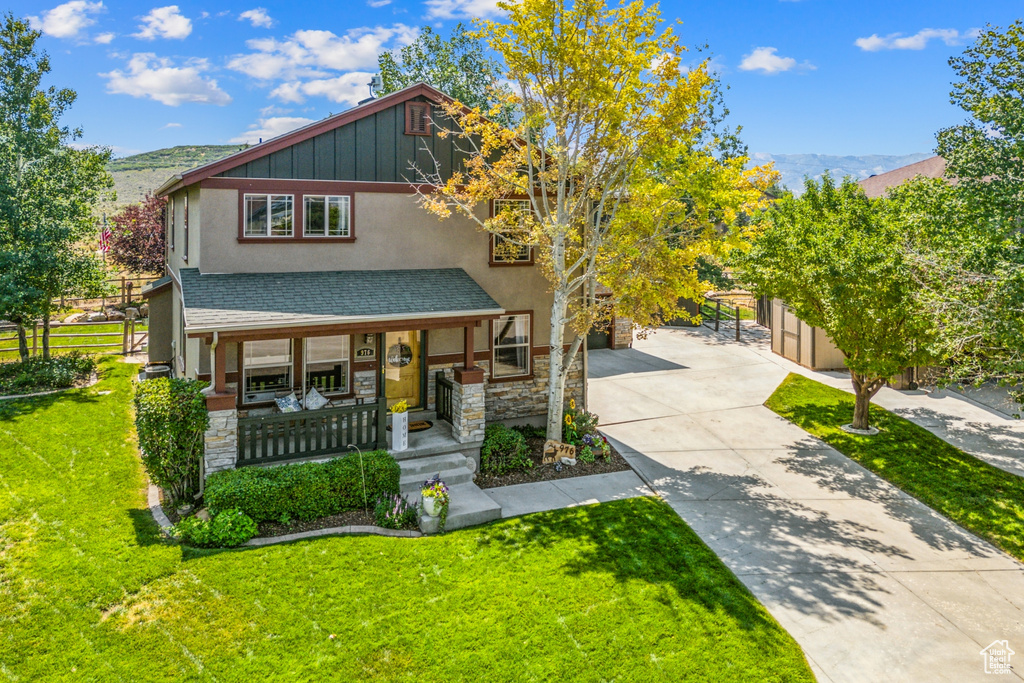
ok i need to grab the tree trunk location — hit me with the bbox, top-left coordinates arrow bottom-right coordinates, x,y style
546,288 -> 569,441
850,373 -> 883,431
42,312 -> 51,361
16,324 -> 29,361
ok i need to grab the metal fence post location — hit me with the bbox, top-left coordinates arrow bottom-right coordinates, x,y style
735,305 -> 741,341
714,302 -> 720,332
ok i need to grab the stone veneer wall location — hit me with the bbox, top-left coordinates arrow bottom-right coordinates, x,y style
451,379 -> 485,443
204,407 -> 238,476
613,317 -> 633,349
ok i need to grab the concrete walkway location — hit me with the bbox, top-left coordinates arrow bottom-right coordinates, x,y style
589,326 -> 1024,683
483,470 -> 653,518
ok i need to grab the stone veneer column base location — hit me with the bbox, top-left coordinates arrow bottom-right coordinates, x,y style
451,376 -> 485,444
204,403 -> 238,478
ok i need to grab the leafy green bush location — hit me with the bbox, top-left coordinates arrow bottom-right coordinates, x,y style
481,423 -> 533,475
0,351 -> 96,394
374,493 -> 419,530
205,450 -> 400,523
579,445 -> 595,464
171,509 -> 258,548
563,400 -> 599,446
134,377 -> 210,504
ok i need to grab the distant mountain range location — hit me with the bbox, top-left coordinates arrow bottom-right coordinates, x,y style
103,146 -> 936,213
751,152 -> 934,194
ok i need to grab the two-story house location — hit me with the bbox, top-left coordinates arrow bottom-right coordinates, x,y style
141,83 -> 604,486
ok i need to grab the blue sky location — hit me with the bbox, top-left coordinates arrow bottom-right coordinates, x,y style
9,0 -> 1021,157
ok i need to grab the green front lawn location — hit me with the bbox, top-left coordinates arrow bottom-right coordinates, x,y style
0,359 -> 813,682
766,373 -> 1024,562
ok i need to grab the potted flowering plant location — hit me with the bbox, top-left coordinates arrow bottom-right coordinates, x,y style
420,476 -> 450,531
391,399 -> 409,452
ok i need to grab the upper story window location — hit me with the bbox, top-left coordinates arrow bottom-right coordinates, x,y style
405,101 -> 430,136
492,312 -> 532,378
490,198 -> 533,265
304,195 -> 351,237
244,194 -> 294,237
182,192 -> 189,262
168,196 -> 175,251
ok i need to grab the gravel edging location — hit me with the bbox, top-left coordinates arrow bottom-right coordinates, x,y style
0,372 -> 99,400
146,483 -> 421,545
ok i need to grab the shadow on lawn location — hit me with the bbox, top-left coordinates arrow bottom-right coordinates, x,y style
474,496 -> 787,634
0,386 -> 102,420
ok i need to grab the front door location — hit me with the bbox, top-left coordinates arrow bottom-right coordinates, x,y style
385,331 -> 423,410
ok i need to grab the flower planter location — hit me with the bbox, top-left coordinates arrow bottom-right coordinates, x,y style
422,494 -> 442,517
392,410 -> 409,452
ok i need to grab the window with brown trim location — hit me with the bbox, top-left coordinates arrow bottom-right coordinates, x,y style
405,101 -> 430,136
182,192 -> 189,262
492,312 -> 532,378
489,199 -> 533,265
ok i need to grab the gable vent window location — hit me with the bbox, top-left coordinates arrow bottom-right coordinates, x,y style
405,101 -> 430,136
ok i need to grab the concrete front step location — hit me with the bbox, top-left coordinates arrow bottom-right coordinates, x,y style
401,467 -> 474,493
417,482 -> 502,533
398,452 -> 468,478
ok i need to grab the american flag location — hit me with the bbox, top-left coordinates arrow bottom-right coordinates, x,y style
100,222 -> 111,253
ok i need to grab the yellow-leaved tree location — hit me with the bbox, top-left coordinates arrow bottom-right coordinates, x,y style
417,0 -> 776,441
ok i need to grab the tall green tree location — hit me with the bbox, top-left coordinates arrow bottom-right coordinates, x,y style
0,14 -> 112,360
916,21 -> 1024,401
377,24 -> 515,125
734,176 -> 935,431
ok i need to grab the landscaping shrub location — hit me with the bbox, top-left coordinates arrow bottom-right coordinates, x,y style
205,450 -> 400,523
172,509 -> 258,548
0,351 -> 96,394
563,399 -> 599,446
374,493 -> 419,530
480,423 -> 533,475
133,377 -> 210,505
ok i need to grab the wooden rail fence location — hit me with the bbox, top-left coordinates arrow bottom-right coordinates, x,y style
0,319 -> 146,357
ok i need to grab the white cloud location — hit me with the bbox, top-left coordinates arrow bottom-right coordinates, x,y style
101,53 -> 231,106
425,0 -> 501,19
161,122 -> 183,128
367,0 -> 392,6
94,31 -> 115,44
28,1 -> 104,39
855,28 -> 966,52
227,25 -> 417,81
228,116 -> 316,144
271,72 -> 374,106
239,8 -> 274,28
738,47 -> 815,74
133,5 -> 192,40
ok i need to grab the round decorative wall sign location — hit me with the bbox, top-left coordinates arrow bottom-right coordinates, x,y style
387,343 -> 413,368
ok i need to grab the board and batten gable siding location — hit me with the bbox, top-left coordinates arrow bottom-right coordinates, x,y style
215,97 -> 465,183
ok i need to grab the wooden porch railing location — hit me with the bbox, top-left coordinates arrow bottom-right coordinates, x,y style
435,371 -> 454,424
236,398 -> 387,466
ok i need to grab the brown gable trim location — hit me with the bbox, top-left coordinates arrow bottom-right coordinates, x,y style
201,177 -> 430,194
159,83 -> 451,196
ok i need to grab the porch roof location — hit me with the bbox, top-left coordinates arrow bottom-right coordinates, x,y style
180,267 -> 504,335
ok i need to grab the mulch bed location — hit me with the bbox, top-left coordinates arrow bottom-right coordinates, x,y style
474,436 -> 632,489
256,509 -> 379,538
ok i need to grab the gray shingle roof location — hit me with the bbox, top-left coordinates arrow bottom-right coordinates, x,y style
179,268 -> 503,332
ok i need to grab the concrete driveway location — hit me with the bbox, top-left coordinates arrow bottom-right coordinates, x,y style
589,326 -> 1024,683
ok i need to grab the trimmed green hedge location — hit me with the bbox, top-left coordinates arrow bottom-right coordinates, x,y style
205,450 -> 400,522
481,423 -> 533,475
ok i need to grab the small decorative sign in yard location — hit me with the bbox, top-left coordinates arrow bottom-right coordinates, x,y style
543,440 -> 576,464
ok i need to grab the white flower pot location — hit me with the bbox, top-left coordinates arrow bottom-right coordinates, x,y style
392,411 -> 408,452
422,495 -> 442,517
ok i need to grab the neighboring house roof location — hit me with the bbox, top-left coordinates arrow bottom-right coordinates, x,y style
179,267 -> 504,333
156,82 -> 452,196
858,156 -> 947,198
140,275 -> 172,298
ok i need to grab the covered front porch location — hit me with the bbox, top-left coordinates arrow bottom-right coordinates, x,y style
180,267 -> 501,476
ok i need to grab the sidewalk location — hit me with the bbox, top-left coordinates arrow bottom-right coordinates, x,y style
483,470 -> 653,518
589,326 -> 1024,683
